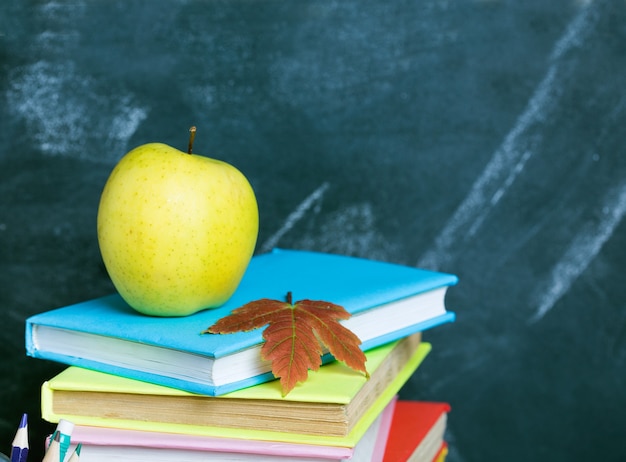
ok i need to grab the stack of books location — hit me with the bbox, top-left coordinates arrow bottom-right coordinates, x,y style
26,249 -> 457,461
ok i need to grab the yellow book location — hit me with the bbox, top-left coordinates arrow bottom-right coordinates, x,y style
42,336 -> 430,447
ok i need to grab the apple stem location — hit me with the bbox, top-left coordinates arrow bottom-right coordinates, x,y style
187,126 -> 197,154
286,291 -> 293,305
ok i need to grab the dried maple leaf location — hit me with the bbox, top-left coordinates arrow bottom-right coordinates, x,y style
205,292 -> 368,395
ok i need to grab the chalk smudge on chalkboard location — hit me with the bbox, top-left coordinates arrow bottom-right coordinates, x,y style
5,0 -> 148,162
293,202 -> 398,261
259,179 -> 397,260
549,0 -> 600,62
417,65 -> 557,270
260,182 -> 330,253
8,62 -> 148,162
529,181 -> 626,323
417,1 -> 597,272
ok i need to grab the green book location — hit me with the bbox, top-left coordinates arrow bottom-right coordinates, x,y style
42,336 -> 430,447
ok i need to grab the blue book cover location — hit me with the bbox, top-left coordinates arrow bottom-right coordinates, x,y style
26,248 -> 457,396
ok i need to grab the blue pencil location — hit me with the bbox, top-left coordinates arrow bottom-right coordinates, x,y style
10,413 -> 28,462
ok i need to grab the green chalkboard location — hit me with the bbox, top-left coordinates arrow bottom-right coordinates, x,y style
1,1 -> 625,461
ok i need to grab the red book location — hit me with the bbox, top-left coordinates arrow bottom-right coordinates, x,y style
383,401 -> 450,462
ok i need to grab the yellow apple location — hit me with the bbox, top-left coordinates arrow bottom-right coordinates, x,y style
97,134 -> 258,316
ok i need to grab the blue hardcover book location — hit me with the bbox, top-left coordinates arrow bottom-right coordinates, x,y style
26,248 -> 457,396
